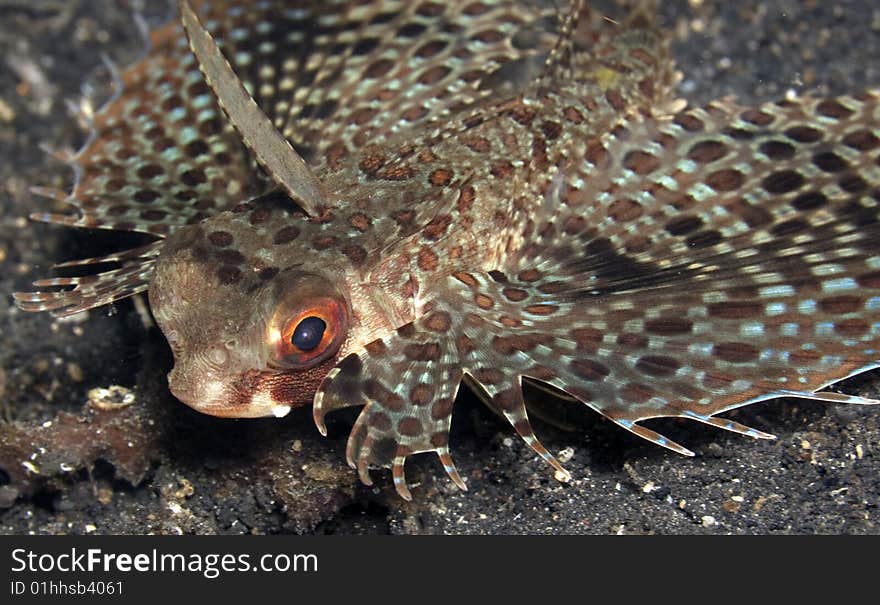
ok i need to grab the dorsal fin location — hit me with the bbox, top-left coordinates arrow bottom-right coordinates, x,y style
536,0 -> 586,88
179,0 -> 328,215
187,0 -> 565,170
535,0 -> 677,116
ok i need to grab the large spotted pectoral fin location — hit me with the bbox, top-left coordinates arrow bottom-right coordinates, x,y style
445,259 -> 880,459
314,321 -> 467,500
453,90 -> 880,456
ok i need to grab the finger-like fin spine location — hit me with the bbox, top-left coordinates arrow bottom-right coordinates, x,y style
13,242 -> 163,317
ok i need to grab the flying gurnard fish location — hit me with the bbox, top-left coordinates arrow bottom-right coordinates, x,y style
14,0 -> 880,499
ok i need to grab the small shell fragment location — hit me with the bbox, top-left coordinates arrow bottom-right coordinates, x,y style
88,385 -> 135,410
554,469 -> 571,483
557,447 -> 575,463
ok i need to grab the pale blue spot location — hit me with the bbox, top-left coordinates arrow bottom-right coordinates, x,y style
760,284 -> 795,298
617,419 -> 633,428
196,109 -> 216,123
179,126 -> 198,145
190,95 -> 212,110
868,297 -> 880,311
678,159 -> 697,174
821,355 -> 843,367
816,322 -> 835,336
688,343 -> 714,356
798,299 -> 817,314
814,263 -> 842,277
657,175 -> 679,190
759,349 -> 776,363
822,277 -> 857,293
184,72 -> 203,86
741,322 -> 765,337
781,323 -> 799,336
231,28 -> 250,41
766,302 -> 786,316
732,379 -> 751,392
160,148 -> 181,162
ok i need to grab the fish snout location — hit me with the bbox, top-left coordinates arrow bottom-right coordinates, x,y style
167,366 -> 292,419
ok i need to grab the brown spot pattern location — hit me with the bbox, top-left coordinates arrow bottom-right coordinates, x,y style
428,168 -> 454,187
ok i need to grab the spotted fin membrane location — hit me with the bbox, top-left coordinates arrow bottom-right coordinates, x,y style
16,0 -> 880,500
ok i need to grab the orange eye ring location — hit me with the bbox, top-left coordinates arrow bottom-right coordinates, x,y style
274,296 -> 347,369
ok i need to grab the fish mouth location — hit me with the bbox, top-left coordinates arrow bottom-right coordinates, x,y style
168,373 -> 293,419
188,399 -> 292,419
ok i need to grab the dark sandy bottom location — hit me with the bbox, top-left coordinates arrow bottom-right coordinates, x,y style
0,0 -> 878,534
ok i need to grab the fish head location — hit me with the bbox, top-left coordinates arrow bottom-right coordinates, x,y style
148,194 -> 355,419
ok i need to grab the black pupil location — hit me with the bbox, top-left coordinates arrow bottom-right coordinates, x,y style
292,316 -> 326,351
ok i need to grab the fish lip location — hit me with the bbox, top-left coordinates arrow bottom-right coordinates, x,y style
168,381 -> 293,419
178,397 -> 291,419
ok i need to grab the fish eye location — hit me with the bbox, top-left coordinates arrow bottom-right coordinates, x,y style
271,294 -> 347,369
291,316 -> 326,351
